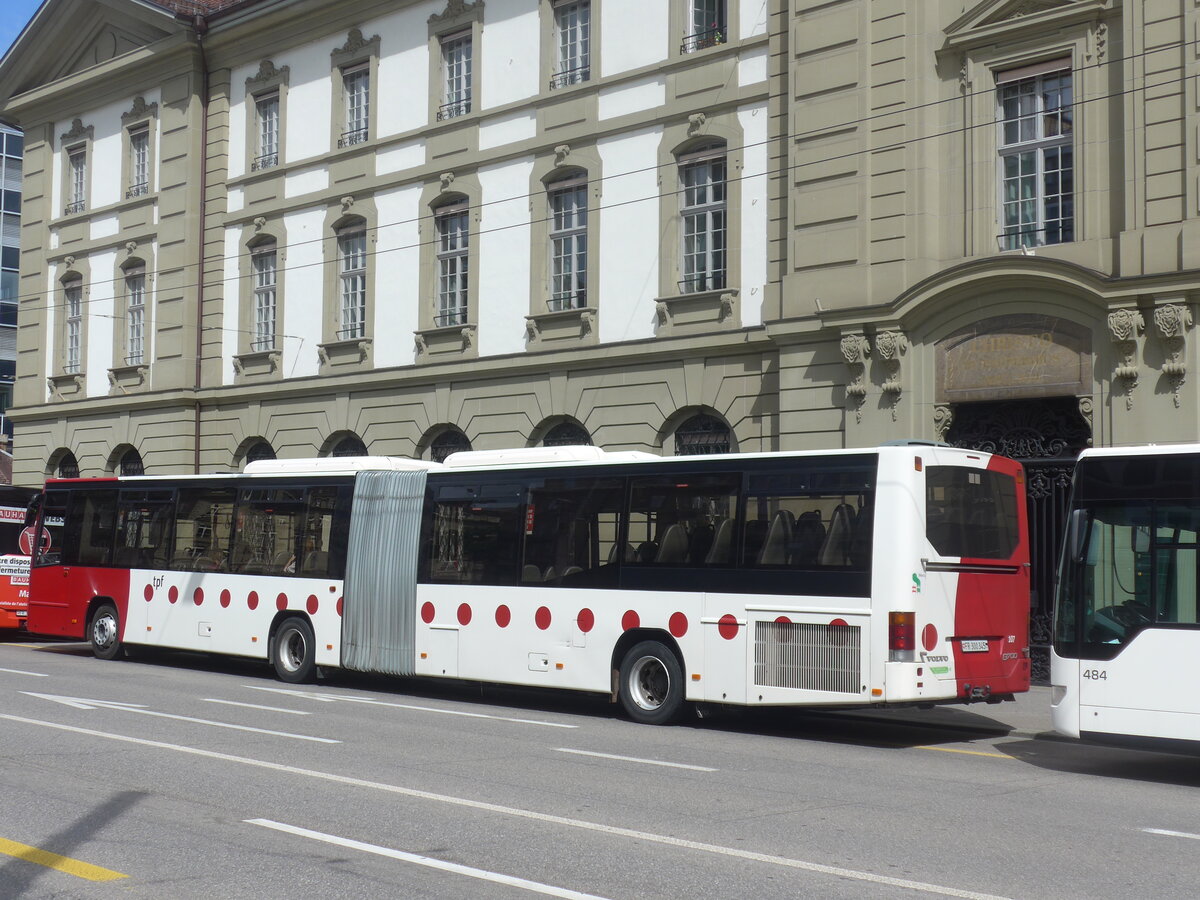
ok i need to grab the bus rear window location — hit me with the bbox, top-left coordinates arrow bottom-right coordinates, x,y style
926,467 -> 1019,559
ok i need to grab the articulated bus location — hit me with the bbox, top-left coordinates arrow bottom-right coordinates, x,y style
0,485 -> 38,630
1052,444 -> 1200,748
28,444 -> 1030,723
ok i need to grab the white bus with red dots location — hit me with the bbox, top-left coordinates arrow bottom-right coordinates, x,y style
1052,444 -> 1200,749
27,443 -> 1030,723
0,485 -> 40,631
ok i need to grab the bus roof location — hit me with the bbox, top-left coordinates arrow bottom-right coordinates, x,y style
1078,443 -> 1200,461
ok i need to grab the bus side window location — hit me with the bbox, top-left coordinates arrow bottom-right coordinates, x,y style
114,490 -> 175,569
33,492 -> 68,567
234,487 -> 305,575
172,488 -> 237,571
299,487 -> 345,578
63,489 -> 118,567
524,477 -> 623,585
427,482 -> 524,586
625,475 -> 740,567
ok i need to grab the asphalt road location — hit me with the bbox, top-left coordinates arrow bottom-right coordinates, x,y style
1,635 -> 1198,899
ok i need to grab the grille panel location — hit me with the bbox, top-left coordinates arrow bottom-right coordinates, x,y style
753,620 -> 862,693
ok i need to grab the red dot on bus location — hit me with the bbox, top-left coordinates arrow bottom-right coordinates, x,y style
421,601 -> 435,624
276,593 -> 288,611
621,610 -> 640,631
457,603 -> 472,626
535,606 -> 552,630
168,586 -> 179,604
220,589 -> 231,608
337,597 -> 344,616
193,588 -> 204,606
307,595 -> 319,615
775,616 -> 792,625
829,618 -> 848,628
922,623 -> 938,652
495,604 -> 511,627
669,612 -> 688,638
718,614 -> 739,640
247,590 -> 259,611
577,608 -> 594,633
143,584 -> 153,602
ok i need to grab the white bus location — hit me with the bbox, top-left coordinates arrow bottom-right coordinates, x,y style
29,443 -> 1031,724
1052,444 -> 1200,748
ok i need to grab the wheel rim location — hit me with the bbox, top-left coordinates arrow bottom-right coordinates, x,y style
92,613 -> 116,649
628,654 -> 670,711
279,628 -> 306,673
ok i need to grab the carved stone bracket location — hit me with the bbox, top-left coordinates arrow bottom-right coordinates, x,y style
554,144 -> 570,166
525,307 -> 597,346
317,338 -> 371,368
655,301 -> 670,326
1153,302 -> 1192,407
687,112 -> 706,136
1107,308 -> 1144,410
414,333 -> 427,356
840,333 -> 870,423
413,323 -> 477,361
933,404 -> 954,442
60,118 -> 93,147
246,59 -> 290,88
874,330 -> 908,421
1077,396 -> 1093,435
47,372 -> 85,400
439,171 -> 455,191
121,96 -> 158,123
429,0 -> 484,27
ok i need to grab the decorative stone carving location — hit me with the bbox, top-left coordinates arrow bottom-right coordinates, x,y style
687,112 -> 706,136
121,96 -> 158,123
60,118 -> 92,147
1107,308 -> 1143,410
124,240 -> 138,256
525,318 -> 539,341
439,172 -> 455,190
554,144 -> 570,166
874,329 -> 908,421
580,310 -> 595,336
1153,303 -> 1192,407
429,0 -> 483,27
1077,396 -> 1093,434
655,301 -> 670,326
335,28 -> 373,56
1092,21 -> 1108,61
933,404 -> 954,442
340,196 -> 355,213
414,333 -> 427,355
840,333 -> 870,423
460,327 -> 474,348
718,292 -> 735,321
63,255 -> 75,269
253,216 -> 267,232
246,59 -> 289,88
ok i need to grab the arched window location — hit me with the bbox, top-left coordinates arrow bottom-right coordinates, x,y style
332,435 -> 367,457
543,422 -> 591,447
56,451 -> 80,479
119,448 -> 144,476
673,413 -> 730,456
245,441 -> 276,465
430,429 -> 471,463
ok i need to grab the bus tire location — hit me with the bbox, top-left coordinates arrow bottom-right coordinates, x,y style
273,617 -> 316,684
89,602 -> 123,661
618,640 -> 684,725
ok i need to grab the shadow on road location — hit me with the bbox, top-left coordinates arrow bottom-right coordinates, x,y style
1000,737 -> 1200,785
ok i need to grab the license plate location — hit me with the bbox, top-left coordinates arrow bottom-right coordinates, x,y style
960,639 -> 988,653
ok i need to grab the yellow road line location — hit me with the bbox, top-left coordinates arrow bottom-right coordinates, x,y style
0,836 -> 127,882
917,745 -> 1011,759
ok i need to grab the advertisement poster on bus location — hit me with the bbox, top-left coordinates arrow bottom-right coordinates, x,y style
0,503 -> 32,628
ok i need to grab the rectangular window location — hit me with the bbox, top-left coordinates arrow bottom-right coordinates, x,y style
679,152 -> 727,293
341,65 -> 370,146
338,227 -> 366,339
234,487 -> 305,575
113,489 -> 175,570
435,204 -> 469,326
127,128 -> 149,198
64,279 -> 82,373
549,180 -> 587,310
425,481 -> 524,585
926,466 -> 1020,560
254,92 -> 280,170
552,1 -> 590,88
522,476 -> 623,585
66,148 -> 86,214
439,33 -> 472,120
61,489 -> 117,567
251,245 -> 277,351
171,487 -> 236,571
998,62 -> 1073,250
683,0 -> 726,53
625,474 -> 741,567
125,268 -> 146,366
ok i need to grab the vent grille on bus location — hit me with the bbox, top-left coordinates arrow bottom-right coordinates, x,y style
753,620 -> 861,693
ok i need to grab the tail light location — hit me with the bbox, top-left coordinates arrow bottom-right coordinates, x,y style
889,611 -> 916,662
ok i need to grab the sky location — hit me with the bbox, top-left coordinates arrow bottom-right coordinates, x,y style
0,0 -> 45,61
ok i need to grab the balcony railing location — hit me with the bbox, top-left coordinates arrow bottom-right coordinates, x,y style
549,64 -> 590,90
250,336 -> 276,352
678,272 -> 726,294
681,27 -> 726,54
437,99 -> 472,121
997,223 -> 1072,252
337,128 -> 369,148
548,291 -> 586,312
251,152 -> 279,171
64,200 -> 86,215
124,354 -> 144,367
434,307 -> 468,327
336,324 -> 365,340
125,182 -> 149,199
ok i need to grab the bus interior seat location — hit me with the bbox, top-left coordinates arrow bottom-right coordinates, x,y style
562,565 -> 584,577
757,509 -> 795,565
635,541 -> 658,563
688,524 -> 714,564
742,518 -> 769,563
607,542 -> 637,564
522,564 -> 543,582
818,504 -> 857,566
790,511 -> 825,565
705,517 -> 733,564
849,504 -> 874,566
655,524 -> 688,564
542,566 -> 557,582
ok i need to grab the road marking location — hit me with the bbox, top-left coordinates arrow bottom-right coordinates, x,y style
0,666 -> 49,677
1143,828 -> 1200,841
0,835 -> 127,882
0,712 -> 1012,900
203,698 -> 310,716
556,748 -> 716,772
916,745 -> 1011,759
248,819 -> 610,899
243,685 -> 578,728
21,692 -> 338,744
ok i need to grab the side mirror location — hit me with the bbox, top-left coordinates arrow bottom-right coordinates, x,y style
1066,508 -> 1090,564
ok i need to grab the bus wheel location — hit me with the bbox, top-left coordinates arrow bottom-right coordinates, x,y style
618,640 -> 684,725
273,617 -> 316,684
89,603 -> 123,661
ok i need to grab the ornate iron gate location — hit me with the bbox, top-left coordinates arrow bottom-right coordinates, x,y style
945,398 -> 1089,683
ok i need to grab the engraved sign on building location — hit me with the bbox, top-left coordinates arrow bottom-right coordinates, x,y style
936,314 -> 1091,403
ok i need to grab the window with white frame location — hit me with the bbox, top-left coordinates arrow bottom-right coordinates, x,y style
66,147 -> 86,214
439,33 -> 472,120
341,64 -> 370,146
64,278 -> 82,373
251,242 -> 277,351
435,203 -> 469,326
548,177 -> 587,310
682,0 -> 726,53
254,91 -> 280,170
337,225 -> 366,339
124,266 -> 146,366
552,1 -> 590,89
679,147 -> 727,293
127,128 -> 149,198
997,60 -> 1073,250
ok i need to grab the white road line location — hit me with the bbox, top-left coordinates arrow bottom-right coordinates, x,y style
243,684 -> 578,728
0,712 -> 1012,900
247,819 -> 610,900
203,699 -> 311,716
0,666 -> 49,677
556,748 -> 716,772
1143,828 -> 1200,841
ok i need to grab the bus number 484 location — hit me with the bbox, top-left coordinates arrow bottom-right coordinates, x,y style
1082,669 -> 1107,681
